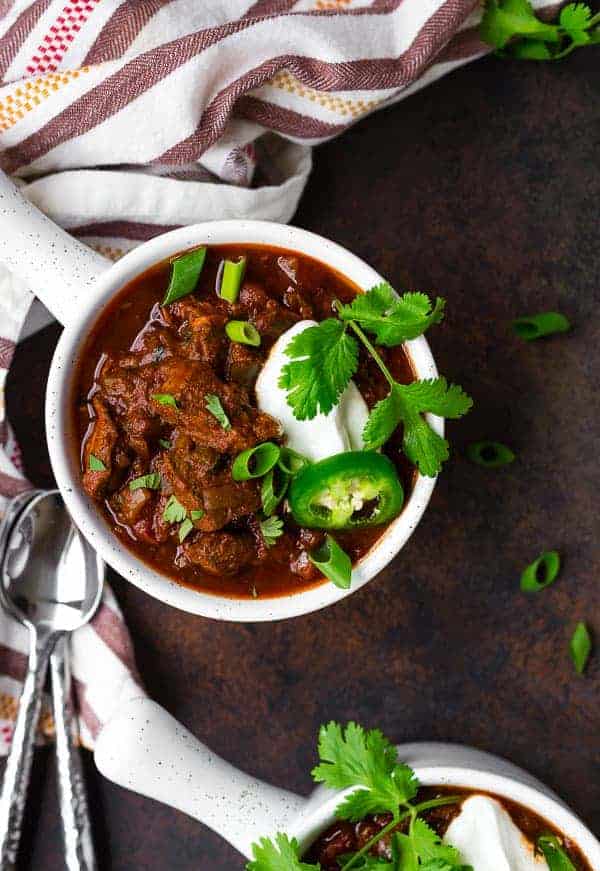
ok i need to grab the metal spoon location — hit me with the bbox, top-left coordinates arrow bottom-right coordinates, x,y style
0,490 -> 103,869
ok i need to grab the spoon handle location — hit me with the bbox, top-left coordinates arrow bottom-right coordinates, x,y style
0,629 -> 54,869
51,636 -> 97,871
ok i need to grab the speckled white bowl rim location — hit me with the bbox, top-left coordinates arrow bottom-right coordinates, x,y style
46,220 -> 442,621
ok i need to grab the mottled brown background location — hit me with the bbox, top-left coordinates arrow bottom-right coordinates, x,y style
6,49 -> 599,870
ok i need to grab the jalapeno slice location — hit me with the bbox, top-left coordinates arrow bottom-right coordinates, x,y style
288,451 -> 404,531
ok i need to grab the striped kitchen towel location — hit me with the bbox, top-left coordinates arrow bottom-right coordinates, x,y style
0,0 -> 549,749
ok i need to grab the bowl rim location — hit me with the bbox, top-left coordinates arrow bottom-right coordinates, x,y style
45,220 -> 441,621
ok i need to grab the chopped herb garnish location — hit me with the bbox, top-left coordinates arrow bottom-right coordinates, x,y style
218,256 -> 246,303
190,509 -> 204,522
261,466 -> 289,516
152,393 -> 178,409
247,834 -> 312,871
247,721 -> 465,871
163,495 -> 187,524
481,1 -> 600,61
259,515 -> 284,548
178,518 -> 194,543
232,442 -> 280,481
520,551 -> 560,593
309,535 -> 352,590
158,438 -> 172,449
279,287 -> 472,477
569,622 -> 592,675
205,394 -> 231,430
226,319 -> 261,347
513,312 -> 571,341
129,473 -> 161,492
338,283 -> 445,346
88,454 -> 106,472
466,440 -> 515,468
162,247 -> 207,306
538,834 -> 577,870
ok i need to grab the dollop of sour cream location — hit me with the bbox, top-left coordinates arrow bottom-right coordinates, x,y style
443,795 -> 547,870
255,320 -> 369,462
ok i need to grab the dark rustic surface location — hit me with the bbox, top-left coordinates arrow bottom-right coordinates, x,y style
6,50 -> 599,870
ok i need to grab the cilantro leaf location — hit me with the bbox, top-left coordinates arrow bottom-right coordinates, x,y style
363,379 -> 471,477
260,515 -> 284,547
88,454 -> 106,472
480,0 -> 559,48
246,833 -> 319,871
178,518 -> 194,542
398,378 -> 473,418
163,495 -> 187,524
410,818 -> 462,865
311,722 -> 418,821
129,473 -> 161,491
560,3 -> 593,36
338,285 -> 445,346
279,319 -> 359,420
152,393 -> 179,409
205,393 -> 231,430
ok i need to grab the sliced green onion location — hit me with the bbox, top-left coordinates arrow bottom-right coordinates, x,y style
190,509 -> 204,522
226,320 -> 261,347
205,394 -> 231,430
152,393 -> 178,409
162,247 -> 207,306
88,454 -> 106,472
537,835 -> 576,871
569,622 -> 592,675
232,442 -> 280,481
278,447 -> 310,476
218,256 -> 246,303
466,441 -> 515,468
129,473 -> 161,492
520,551 -> 560,592
309,535 -> 352,589
178,518 -> 194,543
261,467 -> 290,516
159,439 -> 172,450
513,312 -> 570,341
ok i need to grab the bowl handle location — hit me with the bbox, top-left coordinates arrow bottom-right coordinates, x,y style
94,697 -> 307,859
0,171 -> 110,327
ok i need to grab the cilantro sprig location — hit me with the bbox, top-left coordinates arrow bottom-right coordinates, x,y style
279,285 -> 472,477
248,722 -> 466,871
481,1 -> 600,61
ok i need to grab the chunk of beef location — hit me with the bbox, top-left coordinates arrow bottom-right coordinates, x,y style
200,469 -> 261,531
82,398 -> 119,499
239,281 -> 300,338
151,358 -> 281,453
283,286 -> 314,319
181,532 -> 256,575
224,343 -> 262,387
110,483 -> 152,527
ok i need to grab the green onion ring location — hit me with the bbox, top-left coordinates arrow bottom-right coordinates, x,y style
466,441 -> 515,468
309,535 -> 352,589
278,447 -> 310,476
226,320 -> 261,347
232,442 -> 280,481
520,550 -> 560,592
513,312 -> 570,341
261,466 -> 290,516
218,256 -> 246,303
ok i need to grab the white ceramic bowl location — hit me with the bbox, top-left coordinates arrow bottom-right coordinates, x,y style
0,174 -> 441,621
96,698 -> 600,867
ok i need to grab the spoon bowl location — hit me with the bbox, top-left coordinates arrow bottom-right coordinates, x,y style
1,490 -> 103,634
